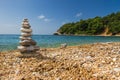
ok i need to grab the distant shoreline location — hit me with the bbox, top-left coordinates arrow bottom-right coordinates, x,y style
53,31 -> 120,36
53,34 -> 120,36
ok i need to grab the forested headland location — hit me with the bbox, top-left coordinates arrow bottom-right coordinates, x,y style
55,12 -> 120,36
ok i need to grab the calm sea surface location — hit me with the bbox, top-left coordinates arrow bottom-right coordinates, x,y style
0,34 -> 120,51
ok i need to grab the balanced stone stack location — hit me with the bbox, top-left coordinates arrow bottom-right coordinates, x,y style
17,19 -> 39,53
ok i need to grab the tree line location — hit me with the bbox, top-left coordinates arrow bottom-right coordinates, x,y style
56,11 -> 120,35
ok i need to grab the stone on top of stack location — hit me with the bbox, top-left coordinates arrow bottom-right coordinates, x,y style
17,19 -> 39,53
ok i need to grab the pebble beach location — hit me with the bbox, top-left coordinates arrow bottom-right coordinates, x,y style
0,42 -> 120,80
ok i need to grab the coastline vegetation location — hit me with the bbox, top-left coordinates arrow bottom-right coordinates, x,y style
56,11 -> 120,36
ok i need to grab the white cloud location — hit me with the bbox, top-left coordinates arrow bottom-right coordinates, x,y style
76,13 -> 82,17
38,14 -> 50,22
44,18 -> 50,22
38,15 -> 45,19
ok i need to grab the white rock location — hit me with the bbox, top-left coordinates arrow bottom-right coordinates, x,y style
21,33 -> 31,37
19,36 -> 31,40
15,69 -> 20,75
56,77 -> 61,80
19,40 -> 31,46
113,68 -> 120,72
17,46 -> 27,52
17,46 -> 27,50
85,56 -> 91,59
21,28 -> 32,33
112,58 -> 117,62
61,43 -> 67,48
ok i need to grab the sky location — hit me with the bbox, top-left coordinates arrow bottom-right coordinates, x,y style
0,0 -> 120,34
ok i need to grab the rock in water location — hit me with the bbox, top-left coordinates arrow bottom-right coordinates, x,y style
60,43 -> 67,48
17,19 -> 39,53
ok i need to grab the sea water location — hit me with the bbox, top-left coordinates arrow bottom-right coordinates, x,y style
0,34 -> 120,51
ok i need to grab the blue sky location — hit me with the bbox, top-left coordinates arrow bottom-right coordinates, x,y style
0,0 -> 120,34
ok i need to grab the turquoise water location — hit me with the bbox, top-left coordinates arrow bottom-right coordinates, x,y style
0,34 -> 120,51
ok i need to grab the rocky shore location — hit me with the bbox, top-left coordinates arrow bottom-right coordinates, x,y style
0,42 -> 120,80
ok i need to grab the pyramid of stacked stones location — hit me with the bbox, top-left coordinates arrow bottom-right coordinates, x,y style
17,19 -> 39,53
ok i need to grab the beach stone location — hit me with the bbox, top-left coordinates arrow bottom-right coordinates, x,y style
60,43 -> 67,48
18,19 -> 39,53
19,36 -> 32,40
22,19 -> 29,24
21,28 -> 32,33
17,46 -> 27,52
19,40 -> 31,46
29,39 -> 37,45
27,46 -> 35,51
34,46 -> 39,51
85,56 -> 92,60
21,33 -> 32,37
22,19 -> 31,29
19,39 -> 36,46
113,68 -> 120,72
22,24 -> 31,28
112,58 -> 117,62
